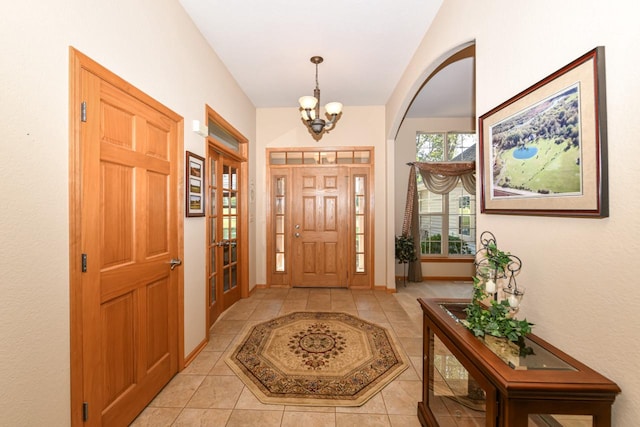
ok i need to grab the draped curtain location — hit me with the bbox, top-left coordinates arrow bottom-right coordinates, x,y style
401,161 -> 476,282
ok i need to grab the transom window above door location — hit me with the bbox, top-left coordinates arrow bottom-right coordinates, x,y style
269,149 -> 371,165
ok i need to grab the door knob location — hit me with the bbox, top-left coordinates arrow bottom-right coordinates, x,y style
168,258 -> 182,270
295,232 -> 300,238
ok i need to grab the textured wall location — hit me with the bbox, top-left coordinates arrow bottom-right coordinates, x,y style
0,0 -> 255,424
387,0 -> 640,424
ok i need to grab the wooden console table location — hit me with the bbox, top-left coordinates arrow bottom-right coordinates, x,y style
417,298 -> 620,427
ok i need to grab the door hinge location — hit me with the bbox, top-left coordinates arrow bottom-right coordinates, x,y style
81,253 -> 87,272
81,101 -> 87,122
82,402 -> 89,422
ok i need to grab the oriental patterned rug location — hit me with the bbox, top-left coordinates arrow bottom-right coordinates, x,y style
225,311 -> 409,406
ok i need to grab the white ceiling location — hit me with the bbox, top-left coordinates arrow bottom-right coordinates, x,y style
178,0 -> 474,118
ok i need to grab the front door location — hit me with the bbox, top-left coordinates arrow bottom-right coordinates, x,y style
291,167 -> 348,287
70,50 -> 181,426
208,152 -> 242,326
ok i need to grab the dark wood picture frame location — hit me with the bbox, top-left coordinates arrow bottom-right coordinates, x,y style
186,151 -> 205,217
479,46 -> 608,217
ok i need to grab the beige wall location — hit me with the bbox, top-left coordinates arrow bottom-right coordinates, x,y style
387,0 -> 640,424
394,117 -> 475,279
0,0 -> 255,424
255,106 -> 387,287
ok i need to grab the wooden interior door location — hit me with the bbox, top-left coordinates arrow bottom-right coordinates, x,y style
208,153 -> 242,328
71,51 -> 181,426
291,167 -> 348,287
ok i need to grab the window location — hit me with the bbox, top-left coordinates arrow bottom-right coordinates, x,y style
417,132 -> 476,256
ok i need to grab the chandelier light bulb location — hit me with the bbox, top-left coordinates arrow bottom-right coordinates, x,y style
325,102 -> 343,115
299,95 -> 318,110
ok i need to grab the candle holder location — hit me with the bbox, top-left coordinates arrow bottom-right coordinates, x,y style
474,231 -> 524,310
464,231 -> 533,343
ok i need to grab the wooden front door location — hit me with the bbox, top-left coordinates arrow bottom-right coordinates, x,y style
207,152 -> 242,326
291,167 -> 348,287
70,50 -> 182,426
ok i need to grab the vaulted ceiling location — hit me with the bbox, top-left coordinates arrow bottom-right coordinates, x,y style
179,0 -> 474,119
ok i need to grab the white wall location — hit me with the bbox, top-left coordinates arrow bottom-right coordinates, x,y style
387,0 -> 640,424
0,0 -> 255,424
256,106 -> 387,287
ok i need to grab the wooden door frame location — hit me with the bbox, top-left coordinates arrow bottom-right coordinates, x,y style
204,105 -> 249,332
68,47 -> 185,425
265,147 -> 374,289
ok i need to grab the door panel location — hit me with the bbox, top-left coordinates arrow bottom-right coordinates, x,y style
292,167 -> 347,287
208,154 -> 242,328
77,63 -> 180,426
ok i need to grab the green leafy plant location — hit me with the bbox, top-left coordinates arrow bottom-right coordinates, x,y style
395,234 -> 418,284
485,241 -> 512,277
463,277 -> 534,343
395,235 -> 418,264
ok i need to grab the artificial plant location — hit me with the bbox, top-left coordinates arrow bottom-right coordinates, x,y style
395,234 -> 418,284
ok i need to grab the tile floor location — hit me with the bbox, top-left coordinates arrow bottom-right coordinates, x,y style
131,281 -> 473,427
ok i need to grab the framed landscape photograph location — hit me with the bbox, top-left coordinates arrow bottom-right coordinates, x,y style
479,47 -> 608,217
186,151 -> 205,217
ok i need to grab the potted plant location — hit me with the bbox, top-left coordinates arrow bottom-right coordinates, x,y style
395,234 -> 418,285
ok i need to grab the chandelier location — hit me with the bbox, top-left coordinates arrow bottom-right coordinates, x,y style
298,56 -> 343,137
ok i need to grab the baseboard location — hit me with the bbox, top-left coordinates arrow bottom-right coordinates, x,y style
183,337 -> 208,369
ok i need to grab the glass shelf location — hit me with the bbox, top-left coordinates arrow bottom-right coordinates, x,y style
439,302 -> 576,371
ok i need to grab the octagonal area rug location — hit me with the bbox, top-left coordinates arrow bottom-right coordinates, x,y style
225,311 -> 409,406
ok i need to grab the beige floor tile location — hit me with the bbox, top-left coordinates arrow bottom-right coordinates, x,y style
285,288 -> 311,300
204,333 -> 236,352
388,320 -> 422,338
282,410 -> 336,427
357,309 -> 389,324
385,310 -> 413,323
306,297 -> 332,311
280,299 -> 309,311
335,393 -> 387,414
336,413 -> 391,427
130,407 -> 181,426
388,414 -> 422,427
409,356 -> 423,380
331,300 -> 358,311
380,380 -> 422,415
284,405 -> 336,413
148,374 -> 205,407
210,319 -> 248,335
396,362 -> 420,381
181,351 -> 223,375
209,354 -> 236,376
397,336 -> 423,357
251,306 -> 284,320
172,408 -> 232,426
235,387 -> 285,411
186,375 -> 244,409
226,409 -> 283,427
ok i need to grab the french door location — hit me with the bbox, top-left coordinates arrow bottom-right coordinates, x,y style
207,151 -> 242,326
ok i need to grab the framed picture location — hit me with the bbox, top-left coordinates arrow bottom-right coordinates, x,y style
479,47 -> 608,217
186,151 -> 205,217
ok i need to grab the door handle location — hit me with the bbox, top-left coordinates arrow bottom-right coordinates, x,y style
168,258 -> 182,270
294,232 -> 300,238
